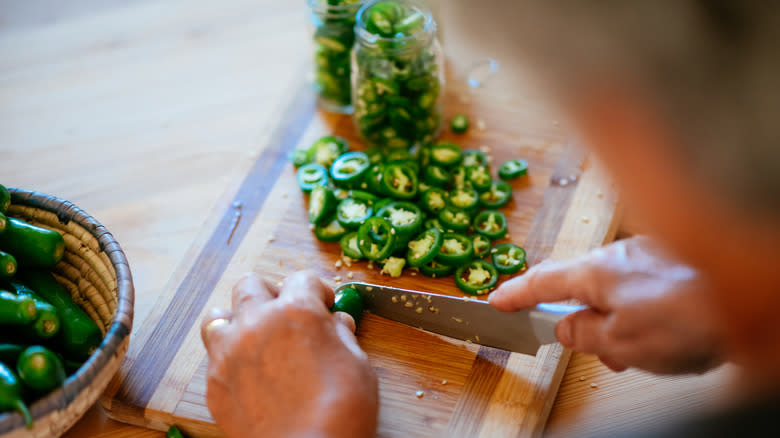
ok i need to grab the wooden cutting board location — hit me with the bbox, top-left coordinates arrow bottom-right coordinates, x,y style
100,76 -> 620,437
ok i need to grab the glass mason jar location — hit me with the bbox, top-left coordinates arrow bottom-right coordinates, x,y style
307,0 -> 367,113
352,0 -> 444,149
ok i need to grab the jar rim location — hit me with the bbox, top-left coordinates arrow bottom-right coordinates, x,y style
308,0 -> 366,16
355,0 -> 435,46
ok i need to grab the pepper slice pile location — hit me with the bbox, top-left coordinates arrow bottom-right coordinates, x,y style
295,135 -> 530,287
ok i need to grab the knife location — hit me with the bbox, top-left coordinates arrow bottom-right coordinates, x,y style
336,282 -> 585,356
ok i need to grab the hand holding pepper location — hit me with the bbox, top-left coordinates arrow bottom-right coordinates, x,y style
489,236 -> 725,375
201,271 -> 378,438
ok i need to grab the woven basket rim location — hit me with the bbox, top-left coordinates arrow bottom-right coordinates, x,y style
0,187 -> 134,432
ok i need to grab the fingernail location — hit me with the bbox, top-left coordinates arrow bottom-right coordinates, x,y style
557,320 -> 573,347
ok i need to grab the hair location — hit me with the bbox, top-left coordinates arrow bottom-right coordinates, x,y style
504,0 -> 780,216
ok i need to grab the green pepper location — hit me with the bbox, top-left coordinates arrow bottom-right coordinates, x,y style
450,166 -> 469,189
347,189 -> 379,203
0,362 -> 32,428
364,147 -> 385,164
339,231 -> 364,260
436,233 -> 473,266
423,165 -> 450,187
167,426 -> 186,438
491,243 -> 527,275
381,163 -> 418,200
336,198 -> 374,229
331,287 -> 364,327
16,345 -> 66,394
297,163 -> 330,193
4,281 -> 61,339
447,186 -> 479,212
420,187 -> 448,215
0,344 -> 24,367
479,180 -> 513,208
450,114 -> 469,134
423,217 -> 445,232
308,185 -> 337,225
357,217 -> 396,261
430,142 -> 463,168
0,184 -> 9,214
462,149 -> 488,167
0,291 -> 37,326
330,152 -> 371,188
314,215 -> 349,242
290,149 -> 308,167
467,165 -> 492,192
498,159 -> 528,180
473,210 -> 508,240
376,201 -> 423,240
455,260 -> 499,295
365,164 -> 386,195
420,259 -> 454,278
307,136 -> 349,168
406,228 -> 442,267
0,251 -> 17,278
438,206 -> 471,233
472,235 -> 491,259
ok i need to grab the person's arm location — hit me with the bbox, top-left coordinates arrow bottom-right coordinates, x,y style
490,235 -> 725,375
201,271 -> 378,438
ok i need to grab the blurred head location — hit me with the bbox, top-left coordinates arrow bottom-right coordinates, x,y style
485,0 -> 780,378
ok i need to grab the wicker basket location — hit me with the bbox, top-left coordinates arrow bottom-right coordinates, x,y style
0,188 -> 134,438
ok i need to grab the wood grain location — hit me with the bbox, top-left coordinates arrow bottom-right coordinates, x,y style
0,2 -> 735,437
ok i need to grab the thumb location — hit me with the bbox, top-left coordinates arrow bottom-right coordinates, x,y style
333,312 -> 367,360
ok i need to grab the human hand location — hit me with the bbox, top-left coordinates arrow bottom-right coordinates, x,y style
201,271 -> 378,438
489,236 -> 725,374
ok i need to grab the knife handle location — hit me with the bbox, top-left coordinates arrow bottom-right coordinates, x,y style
529,303 -> 586,345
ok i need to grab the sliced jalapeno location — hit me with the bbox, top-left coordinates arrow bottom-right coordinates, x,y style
448,186 -> 479,212
376,201 -> 423,240
406,228 -> 443,267
309,185 -> 337,225
473,210 -> 508,240
331,151 -> 370,188
423,165 -> 450,187
423,217 -> 445,232
436,233 -> 473,266
307,136 -> 349,168
420,187 -> 448,215
479,180 -> 513,208
466,165 -> 492,192
314,215 -> 349,242
381,163 -> 418,200
430,142 -> 463,168
491,243 -> 527,275
357,217 -> 397,261
339,231 -> 364,260
498,159 -> 528,180
297,163 -> 329,193
455,260 -> 499,295
364,147 -> 385,164
450,166 -> 469,189
450,114 -> 469,134
472,235 -> 491,259
336,198 -> 374,229
365,164 -> 386,195
290,149 -> 308,167
420,259 -> 454,278
462,149 -> 488,168
438,206 -> 471,233
373,197 -> 393,212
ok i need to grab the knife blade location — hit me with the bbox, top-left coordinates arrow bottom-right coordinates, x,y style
336,282 -> 585,356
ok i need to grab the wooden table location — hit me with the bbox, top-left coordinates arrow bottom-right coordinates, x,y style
0,1 -> 733,436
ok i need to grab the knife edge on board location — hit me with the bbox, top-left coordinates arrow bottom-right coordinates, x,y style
335,282 -> 585,356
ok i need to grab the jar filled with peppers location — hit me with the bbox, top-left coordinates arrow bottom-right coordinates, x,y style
352,0 -> 444,149
307,0 -> 367,113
